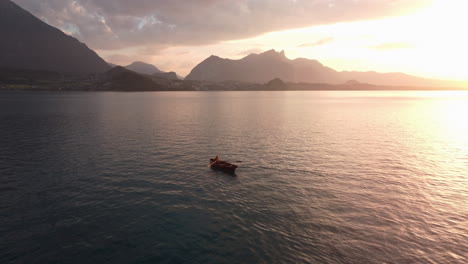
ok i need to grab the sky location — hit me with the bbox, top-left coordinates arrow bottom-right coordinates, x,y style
14,0 -> 468,80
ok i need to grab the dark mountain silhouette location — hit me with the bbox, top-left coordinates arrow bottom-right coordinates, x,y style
186,49 -> 462,87
264,78 -> 288,90
0,0 -> 110,73
186,50 -> 293,83
0,66 -> 188,91
100,66 -> 164,91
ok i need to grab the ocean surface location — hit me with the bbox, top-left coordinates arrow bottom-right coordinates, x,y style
0,91 -> 467,263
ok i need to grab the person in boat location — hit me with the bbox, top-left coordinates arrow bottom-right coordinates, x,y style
214,155 -> 220,162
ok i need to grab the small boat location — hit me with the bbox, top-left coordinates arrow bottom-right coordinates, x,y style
209,156 -> 238,174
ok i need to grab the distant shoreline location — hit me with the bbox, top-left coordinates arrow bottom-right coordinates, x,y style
1,87 -> 467,92
1,68 -> 466,92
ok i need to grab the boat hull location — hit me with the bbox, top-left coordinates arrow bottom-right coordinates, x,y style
210,159 -> 238,174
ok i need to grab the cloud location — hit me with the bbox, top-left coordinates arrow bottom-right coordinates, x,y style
370,42 -> 414,50
237,48 -> 265,56
299,37 -> 334,47
13,0 -> 430,51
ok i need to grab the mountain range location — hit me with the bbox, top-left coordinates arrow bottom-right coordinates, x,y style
0,0 -> 465,90
186,50 -> 461,88
0,0 -> 110,74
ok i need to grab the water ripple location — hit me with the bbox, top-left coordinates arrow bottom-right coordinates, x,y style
1,91 -> 467,263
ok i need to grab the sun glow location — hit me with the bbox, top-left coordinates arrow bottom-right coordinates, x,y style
222,0 -> 468,81
102,0 -> 468,81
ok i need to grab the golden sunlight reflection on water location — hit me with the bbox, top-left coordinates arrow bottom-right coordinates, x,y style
1,91 -> 467,263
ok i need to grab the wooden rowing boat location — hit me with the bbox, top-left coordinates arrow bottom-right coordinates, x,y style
209,157 -> 238,174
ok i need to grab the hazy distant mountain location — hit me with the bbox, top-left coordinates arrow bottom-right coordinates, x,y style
153,71 -> 180,80
124,61 -> 161,75
125,61 -> 182,80
0,0 -> 110,73
186,49 -> 461,87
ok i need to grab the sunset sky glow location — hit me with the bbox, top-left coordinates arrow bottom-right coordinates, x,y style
15,0 -> 468,80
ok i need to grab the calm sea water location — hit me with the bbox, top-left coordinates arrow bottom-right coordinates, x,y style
0,91 -> 467,263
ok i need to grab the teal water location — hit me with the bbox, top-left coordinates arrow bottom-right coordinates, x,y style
1,91 -> 467,263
